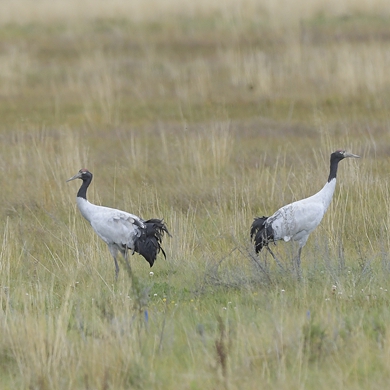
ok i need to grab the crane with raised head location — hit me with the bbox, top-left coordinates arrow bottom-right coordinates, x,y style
67,169 -> 170,279
250,150 -> 360,274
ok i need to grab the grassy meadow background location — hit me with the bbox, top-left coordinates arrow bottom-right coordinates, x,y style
1,0 -> 390,388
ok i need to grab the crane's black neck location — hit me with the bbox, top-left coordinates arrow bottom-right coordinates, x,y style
328,154 -> 343,182
77,174 -> 92,200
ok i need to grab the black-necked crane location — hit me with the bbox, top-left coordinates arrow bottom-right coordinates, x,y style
67,169 -> 170,279
250,150 -> 359,274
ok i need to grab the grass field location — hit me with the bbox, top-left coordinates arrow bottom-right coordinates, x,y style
1,0 -> 390,388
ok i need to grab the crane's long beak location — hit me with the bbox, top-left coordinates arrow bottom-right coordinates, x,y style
345,152 -> 360,158
66,172 -> 82,182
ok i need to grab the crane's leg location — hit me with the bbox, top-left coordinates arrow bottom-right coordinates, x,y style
123,247 -> 133,277
114,257 -> 119,280
109,246 -> 120,280
296,247 -> 302,280
266,245 -> 285,271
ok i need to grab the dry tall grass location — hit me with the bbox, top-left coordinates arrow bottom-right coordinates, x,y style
0,0 -> 390,389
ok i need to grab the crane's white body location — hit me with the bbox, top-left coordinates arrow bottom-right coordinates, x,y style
266,178 -> 336,248
76,197 -> 144,252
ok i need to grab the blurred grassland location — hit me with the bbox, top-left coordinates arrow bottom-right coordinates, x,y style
1,0 -> 390,389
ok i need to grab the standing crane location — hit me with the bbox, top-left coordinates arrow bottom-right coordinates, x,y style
67,169 -> 170,279
250,150 -> 359,274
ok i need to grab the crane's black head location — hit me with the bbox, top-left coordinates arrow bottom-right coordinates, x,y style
328,150 -> 360,182
67,169 -> 93,199
66,168 -> 93,183
331,150 -> 359,161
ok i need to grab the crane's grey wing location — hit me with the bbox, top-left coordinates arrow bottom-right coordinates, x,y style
267,201 -> 325,242
90,210 -> 144,247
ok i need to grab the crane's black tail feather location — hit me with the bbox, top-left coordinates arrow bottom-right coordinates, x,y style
134,219 -> 170,267
250,216 -> 274,253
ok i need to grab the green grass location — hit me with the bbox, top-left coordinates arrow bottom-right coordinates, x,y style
1,1 -> 390,389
